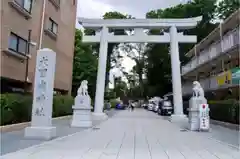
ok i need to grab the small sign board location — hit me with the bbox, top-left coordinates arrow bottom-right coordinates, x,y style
199,104 -> 210,131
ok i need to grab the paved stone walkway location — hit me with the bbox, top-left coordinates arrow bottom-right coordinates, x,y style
0,110 -> 116,155
1,109 -> 239,159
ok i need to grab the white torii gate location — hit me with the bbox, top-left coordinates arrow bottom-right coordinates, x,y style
78,16 -> 202,121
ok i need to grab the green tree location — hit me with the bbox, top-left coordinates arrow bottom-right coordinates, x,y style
120,43 -> 147,97
113,77 -> 128,98
72,29 -> 98,98
216,0 -> 239,20
145,0 -> 218,96
81,12 -> 132,99
102,12 -> 134,88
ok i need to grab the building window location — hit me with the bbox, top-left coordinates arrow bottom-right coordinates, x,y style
14,0 -> 33,13
8,32 -> 27,55
48,18 -> 58,35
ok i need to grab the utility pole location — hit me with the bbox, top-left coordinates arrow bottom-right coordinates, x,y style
24,30 -> 31,93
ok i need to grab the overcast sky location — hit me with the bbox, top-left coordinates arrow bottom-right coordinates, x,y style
76,0 -> 188,86
76,0 -> 189,19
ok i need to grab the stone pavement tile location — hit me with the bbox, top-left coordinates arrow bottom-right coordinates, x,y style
144,120 -> 187,159
134,123 -> 151,159
0,109 -> 117,156
145,134 -> 169,159
115,125 -> 135,159
176,145 -> 203,159
138,110 -> 239,159
1,109 -> 240,159
207,124 -> 239,147
79,133 -> 112,158
1,129 -> 93,159
98,130 -> 125,159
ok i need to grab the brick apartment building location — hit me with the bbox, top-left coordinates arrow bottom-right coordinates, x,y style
0,0 -> 77,94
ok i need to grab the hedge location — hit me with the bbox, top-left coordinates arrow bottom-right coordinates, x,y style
208,99 -> 239,124
183,99 -> 239,124
0,93 -> 74,126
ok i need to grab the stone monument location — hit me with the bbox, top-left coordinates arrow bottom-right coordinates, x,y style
188,81 -> 208,131
71,80 -> 93,128
24,48 -> 56,140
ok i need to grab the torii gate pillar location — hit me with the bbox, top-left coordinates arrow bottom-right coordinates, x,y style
78,16 -> 202,121
92,27 -> 108,120
169,26 -> 186,122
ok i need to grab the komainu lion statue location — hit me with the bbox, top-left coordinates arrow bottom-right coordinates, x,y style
192,81 -> 204,98
77,80 -> 88,96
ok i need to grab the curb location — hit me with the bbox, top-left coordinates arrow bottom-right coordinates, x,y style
0,115 -> 72,133
211,120 -> 239,130
207,135 -> 240,150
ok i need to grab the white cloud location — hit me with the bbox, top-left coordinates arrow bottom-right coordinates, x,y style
76,0 -> 114,28
88,0 -> 189,18
77,0 -> 113,18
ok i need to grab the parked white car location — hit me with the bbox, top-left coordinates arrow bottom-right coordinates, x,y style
148,102 -> 154,111
148,96 -> 162,112
153,104 -> 159,112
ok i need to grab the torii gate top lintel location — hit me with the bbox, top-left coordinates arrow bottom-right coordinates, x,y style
78,16 -> 202,30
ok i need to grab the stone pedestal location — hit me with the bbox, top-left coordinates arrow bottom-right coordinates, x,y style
71,95 -> 92,128
25,126 -> 56,140
188,108 -> 200,131
24,48 -> 57,140
170,114 -> 188,122
92,112 -> 108,121
71,106 -> 92,127
169,114 -> 188,128
188,97 -> 207,131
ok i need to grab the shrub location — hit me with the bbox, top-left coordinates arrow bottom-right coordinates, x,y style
0,93 -> 74,126
208,99 -> 239,124
182,99 -> 239,124
0,94 -> 32,125
1,94 -> 15,125
53,95 -> 74,117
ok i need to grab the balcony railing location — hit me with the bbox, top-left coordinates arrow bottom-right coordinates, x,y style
182,68 -> 239,95
182,27 -> 239,75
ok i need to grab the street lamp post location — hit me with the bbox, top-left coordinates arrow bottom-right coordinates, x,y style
24,30 -> 31,93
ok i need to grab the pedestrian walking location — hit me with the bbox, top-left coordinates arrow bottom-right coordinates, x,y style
130,102 -> 135,111
128,101 -> 131,111
106,100 -> 111,110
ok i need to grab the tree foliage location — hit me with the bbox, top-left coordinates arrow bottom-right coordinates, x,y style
145,0 -> 218,97
72,29 -> 98,98
120,43 -> 147,96
113,77 -> 128,98
72,0 -> 237,100
216,0 -> 239,20
102,12 -> 134,88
